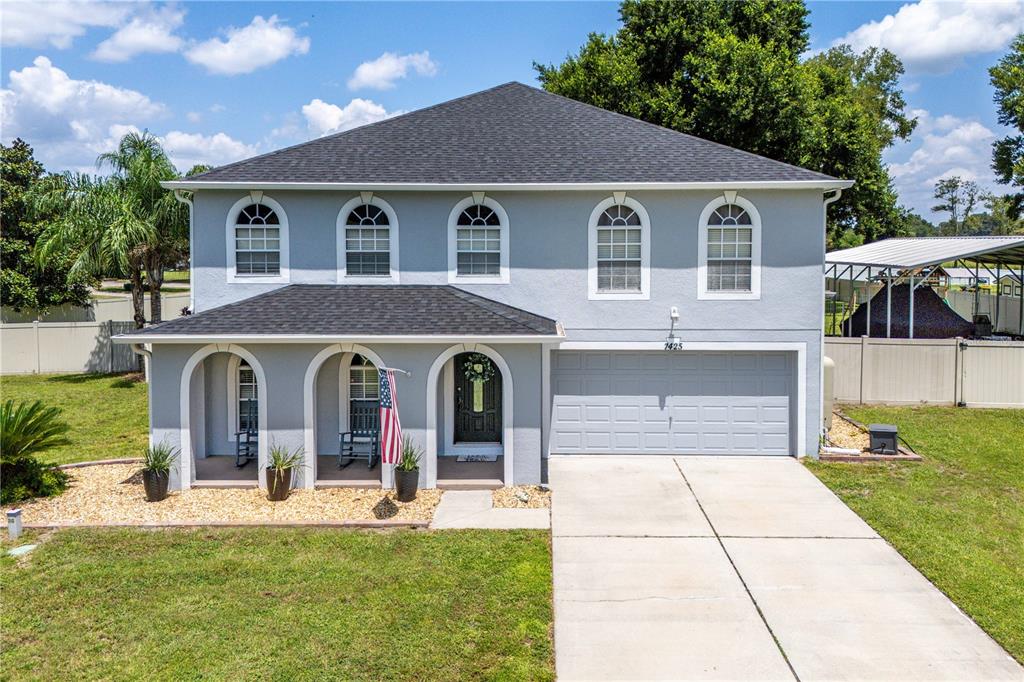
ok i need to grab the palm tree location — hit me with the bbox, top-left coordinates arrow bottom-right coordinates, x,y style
0,400 -> 70,462
34,172 -> 155,327
98,132 -> 186,324
35,131 -> 189,327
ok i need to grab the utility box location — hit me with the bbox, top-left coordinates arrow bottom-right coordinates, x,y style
868,424 -> 898,455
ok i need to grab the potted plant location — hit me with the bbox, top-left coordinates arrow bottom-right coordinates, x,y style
267,444 -> 302,501
142,442 -> 176,502
394,436 -> 422,502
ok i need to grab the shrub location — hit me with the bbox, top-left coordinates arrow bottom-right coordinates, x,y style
142,441 -> 176,475
396,436 -> 422,472
1,399 -> 71,504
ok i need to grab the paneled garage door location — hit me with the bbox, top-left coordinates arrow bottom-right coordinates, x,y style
551,350 -> 794,455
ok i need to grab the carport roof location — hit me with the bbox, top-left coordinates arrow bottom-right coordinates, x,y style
115,285 -> 561,343
826,236 -> 1024,269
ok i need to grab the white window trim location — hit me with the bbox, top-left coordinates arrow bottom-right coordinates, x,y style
447,196 -> 510,284
336,195 -> 400,284
225,355 -> 258,443
587,196 -> 651,300
697,194 -> 762,301
225,195 -> 290,284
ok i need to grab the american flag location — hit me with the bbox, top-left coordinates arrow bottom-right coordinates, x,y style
378,368 -> 403,465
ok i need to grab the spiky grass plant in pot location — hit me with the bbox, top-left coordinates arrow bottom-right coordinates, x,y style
141,442 -> 176,502
267,444 -> 303,501
394,436 -> 422,502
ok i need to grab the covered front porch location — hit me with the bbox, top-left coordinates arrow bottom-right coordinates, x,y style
122,284 -> 559,492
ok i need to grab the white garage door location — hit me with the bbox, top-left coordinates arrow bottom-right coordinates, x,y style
551,351 -> 794,455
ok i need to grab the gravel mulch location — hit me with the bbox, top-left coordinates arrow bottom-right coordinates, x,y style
3,464 -> 443,526
492,485 -> 551,509
827,412 -> 870,451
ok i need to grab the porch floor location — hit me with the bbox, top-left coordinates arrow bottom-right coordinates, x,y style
438,456 -> 504,490
194,455 -> 258,487
316,455 -> 382,487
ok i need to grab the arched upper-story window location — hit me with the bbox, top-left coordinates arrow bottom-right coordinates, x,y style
336,195 -> 400,283
225,194 -> 290,283
587,196 -> 651,300
697,194 -> 761,300
447,196 -> 510,284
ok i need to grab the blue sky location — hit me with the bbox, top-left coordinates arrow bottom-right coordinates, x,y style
3,1 -> 1022,220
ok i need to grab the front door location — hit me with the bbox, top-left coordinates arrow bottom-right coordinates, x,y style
454,353 -> 502,443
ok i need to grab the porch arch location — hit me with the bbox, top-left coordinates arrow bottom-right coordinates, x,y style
179,343 -> 268,489
302,343 -> 387,488
425,344 -> 513,488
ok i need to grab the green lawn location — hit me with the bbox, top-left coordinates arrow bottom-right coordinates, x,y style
0,373 -> 148,464
806,406 -> 1024,664
0,527 -> 553,680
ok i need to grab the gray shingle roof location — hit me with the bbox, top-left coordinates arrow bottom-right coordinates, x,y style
181,82 -> 838,185
124,285 -> 559,338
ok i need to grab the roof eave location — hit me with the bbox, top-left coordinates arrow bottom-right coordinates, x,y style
162,179 -> 854,192
114,333 -> 565,344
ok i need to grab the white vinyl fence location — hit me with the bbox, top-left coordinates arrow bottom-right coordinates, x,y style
946,290 -> 1023,335
1,321 -> 140,375
825,337 -> 1024,408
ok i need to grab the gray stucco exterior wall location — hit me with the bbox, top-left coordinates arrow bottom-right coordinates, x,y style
188,188 -> 825,455
149,341 -> 543,490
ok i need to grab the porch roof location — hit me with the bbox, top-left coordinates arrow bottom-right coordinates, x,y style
115,285 -> 561,343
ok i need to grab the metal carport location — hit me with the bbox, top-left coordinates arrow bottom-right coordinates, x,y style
826,236 -> 1024,338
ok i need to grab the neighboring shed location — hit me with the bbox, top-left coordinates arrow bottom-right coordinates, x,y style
826,236 -> 1024,338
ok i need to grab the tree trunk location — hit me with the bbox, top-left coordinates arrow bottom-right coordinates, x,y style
146,256 -> 164,324
129,268 -> 146,329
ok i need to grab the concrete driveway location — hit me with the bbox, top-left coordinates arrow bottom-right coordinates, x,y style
550,456 -> 1023,681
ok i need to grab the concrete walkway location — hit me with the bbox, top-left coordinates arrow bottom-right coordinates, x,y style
430,490 -> 549,529
550,456 -> 1023,681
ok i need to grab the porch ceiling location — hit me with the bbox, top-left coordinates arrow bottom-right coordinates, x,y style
115,284 -> 561,342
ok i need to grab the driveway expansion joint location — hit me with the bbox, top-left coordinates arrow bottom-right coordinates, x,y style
673,458 -> 801,682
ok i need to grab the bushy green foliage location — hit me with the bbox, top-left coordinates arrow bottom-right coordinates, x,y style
396,436 -> 423,472
0,399 -> 71,504
0,139 -> 91,312
142,442 -> 177,475
991,34 -> 1024,219
536,0 -> 917,248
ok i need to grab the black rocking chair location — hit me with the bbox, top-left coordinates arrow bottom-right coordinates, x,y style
234,400 -> 258,468
339,399 -> 380,469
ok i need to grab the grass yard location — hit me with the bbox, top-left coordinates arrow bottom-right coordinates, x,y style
0,527 -> 553,681
0,373 -> 148,465
806,406 -> 1024,664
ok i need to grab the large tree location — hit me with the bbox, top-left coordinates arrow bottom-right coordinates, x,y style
0,139 -> 91,312
35,132 -> 190,327
536,0 -> 916,248
932,176 -> 985,236
990,33 -> 1024,218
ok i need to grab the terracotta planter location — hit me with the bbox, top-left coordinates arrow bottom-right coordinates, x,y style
394,469 -> 419,502
142,469 -> 169,502
266,467 -> 293,501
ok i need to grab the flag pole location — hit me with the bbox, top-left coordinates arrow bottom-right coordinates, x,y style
380,366 -> 411,376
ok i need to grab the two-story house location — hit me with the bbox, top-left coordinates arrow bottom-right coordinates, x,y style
118,82 -> 851,491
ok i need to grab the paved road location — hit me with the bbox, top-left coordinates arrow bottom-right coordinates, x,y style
550,455 -> 1023,681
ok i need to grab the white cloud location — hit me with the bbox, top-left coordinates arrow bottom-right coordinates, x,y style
184,15 -> 309,76
1,56 -> 166,170
186,111 -> 202,123
0,0 -> 128,49
301,98 -> 399,136
886,109 -> 998,217
347,51 -> 438,90
92,6 -> 185,62
160,130 -> 257,170
835,0 -> 1024,73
